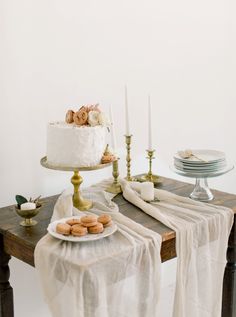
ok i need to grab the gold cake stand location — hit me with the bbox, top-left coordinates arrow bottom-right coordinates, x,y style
40,156 -> 112,211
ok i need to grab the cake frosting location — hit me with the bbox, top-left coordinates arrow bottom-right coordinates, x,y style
46,122 -> 107,167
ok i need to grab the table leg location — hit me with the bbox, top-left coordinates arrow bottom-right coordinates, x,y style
222,214 -> 236,317
0,234 -> 14,317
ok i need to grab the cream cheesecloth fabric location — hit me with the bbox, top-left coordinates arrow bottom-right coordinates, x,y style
35,180 -> 234,317
35,181 -> 162,317
122,181 -> 234,317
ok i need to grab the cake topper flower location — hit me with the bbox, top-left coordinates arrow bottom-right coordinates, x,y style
65,110 -> 75,124
87,104 -> 101,113
73,108 -> 88,125
88,110 -> 100,126
65,104 -> 110,127
98,112 -> 110,127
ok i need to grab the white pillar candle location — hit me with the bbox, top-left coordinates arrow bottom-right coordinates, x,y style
140,182 -> 154,202
20,202 -> 36,210
125,85 -> 130,135
148,95 -> 153,150
109,105 -> 117,153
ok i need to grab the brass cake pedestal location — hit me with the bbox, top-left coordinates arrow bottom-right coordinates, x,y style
40,157 -> 112,211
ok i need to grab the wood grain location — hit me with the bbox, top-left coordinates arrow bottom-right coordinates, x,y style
1,176 -> 236,316
222,213 -> 236,317
0,235 -> 14,317
1,177 -> 236,266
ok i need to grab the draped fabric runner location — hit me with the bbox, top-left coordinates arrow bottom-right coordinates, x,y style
123,181 -> 234,317
35,180 -> 234,317
35,181 -> 162,317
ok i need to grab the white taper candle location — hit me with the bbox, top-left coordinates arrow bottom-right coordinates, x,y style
148,95 -> 153,150
109,105 -> 117,153
125,85 -> 130,135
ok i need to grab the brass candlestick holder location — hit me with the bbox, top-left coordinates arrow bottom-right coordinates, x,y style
138,150 -> 160,184
40,157 -> 112,211
125,135 -> 136,181
106,159 -> 122,195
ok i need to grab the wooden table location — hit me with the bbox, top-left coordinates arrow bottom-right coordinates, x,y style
0,177 -> 235,317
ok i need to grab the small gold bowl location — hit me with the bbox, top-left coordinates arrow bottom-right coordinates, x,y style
15,204 -> 42,227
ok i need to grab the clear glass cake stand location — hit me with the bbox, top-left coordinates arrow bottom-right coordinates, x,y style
40,156 -> 112,211
170,164 -> 234,202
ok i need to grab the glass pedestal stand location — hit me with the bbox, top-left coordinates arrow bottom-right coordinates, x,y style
190,178 -> 214,201
40,157 -> 112,211
170,165 -> 234,202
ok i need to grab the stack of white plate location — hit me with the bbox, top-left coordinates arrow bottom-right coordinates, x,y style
174,150 -> 227,174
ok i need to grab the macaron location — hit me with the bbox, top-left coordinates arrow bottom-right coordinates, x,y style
88,222 -> 104,234
66,218 -> 81,226
98,214 -> 112,226
56,223 -> 71,236
71,224 -> 88,237
103,221 -> 113,228
101,155 -> 115,164
80,215 -> 98,227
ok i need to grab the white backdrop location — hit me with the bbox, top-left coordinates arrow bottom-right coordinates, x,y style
1,0 -> 236,316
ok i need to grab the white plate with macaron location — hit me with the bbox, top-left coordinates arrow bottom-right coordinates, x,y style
47,213 -> 118,242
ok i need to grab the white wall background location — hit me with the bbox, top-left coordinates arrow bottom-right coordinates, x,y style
1,0 -> 236,316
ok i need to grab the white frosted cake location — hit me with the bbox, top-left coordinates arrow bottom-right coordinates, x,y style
46,105 -> 110,167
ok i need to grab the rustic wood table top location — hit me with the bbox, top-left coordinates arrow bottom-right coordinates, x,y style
0,176 -> 235,266
0,176 -> 236,317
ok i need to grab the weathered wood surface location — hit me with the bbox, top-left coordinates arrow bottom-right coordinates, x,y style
0,177 -> 236,266
0,235 -> 14,317
222,213 -> 236,317
0,176 -> 236,317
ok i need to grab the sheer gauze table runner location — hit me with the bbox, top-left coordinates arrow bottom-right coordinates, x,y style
35,179 -> 233,317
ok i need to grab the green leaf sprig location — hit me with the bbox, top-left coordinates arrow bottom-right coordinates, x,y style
15,195 -> 41,208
